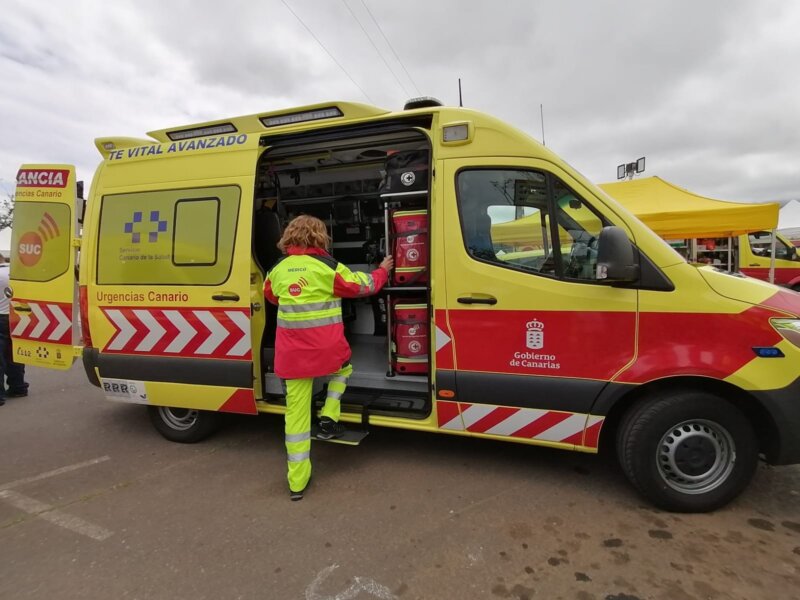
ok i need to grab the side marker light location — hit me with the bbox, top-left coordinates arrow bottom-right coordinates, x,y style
752,347 -> 784,358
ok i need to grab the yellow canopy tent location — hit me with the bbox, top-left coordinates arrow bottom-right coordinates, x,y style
491,196 -> 600,249
597,176 -> 779,238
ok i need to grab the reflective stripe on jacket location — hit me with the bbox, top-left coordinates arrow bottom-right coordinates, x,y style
264,246 -> 389,379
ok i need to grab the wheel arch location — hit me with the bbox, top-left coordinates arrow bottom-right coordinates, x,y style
597,376 -> 779,462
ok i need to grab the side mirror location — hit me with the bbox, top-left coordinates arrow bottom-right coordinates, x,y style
596,226 -> 638,283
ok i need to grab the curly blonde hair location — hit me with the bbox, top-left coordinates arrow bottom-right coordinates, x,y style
277,215 -> 331,252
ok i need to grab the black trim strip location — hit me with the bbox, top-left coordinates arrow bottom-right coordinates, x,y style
84,349 -> 252,388
456,371 -> 607,413
435,369 -> 456,399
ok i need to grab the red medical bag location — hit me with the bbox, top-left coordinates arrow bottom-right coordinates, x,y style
392,209 -> 428,285
392,302 -> 428,374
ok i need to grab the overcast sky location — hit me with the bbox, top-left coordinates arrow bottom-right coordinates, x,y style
1,0 -> 799,225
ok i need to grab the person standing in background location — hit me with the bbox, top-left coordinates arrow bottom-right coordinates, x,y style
0,255 -> 29,406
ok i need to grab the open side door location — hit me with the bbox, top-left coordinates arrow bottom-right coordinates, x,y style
8,165 -> 79,370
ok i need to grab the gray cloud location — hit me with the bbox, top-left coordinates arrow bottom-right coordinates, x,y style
0,0 -> 798,206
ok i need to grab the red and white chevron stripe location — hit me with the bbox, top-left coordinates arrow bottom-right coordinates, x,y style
100,307 -> 251,360
11,300 -> 72,345
437,401 -> 604,448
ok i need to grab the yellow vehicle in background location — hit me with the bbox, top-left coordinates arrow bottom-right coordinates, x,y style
9,98 -> 800,512
739,231 -> 800,289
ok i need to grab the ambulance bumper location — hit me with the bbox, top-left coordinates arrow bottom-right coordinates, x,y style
755,377 -> 800,465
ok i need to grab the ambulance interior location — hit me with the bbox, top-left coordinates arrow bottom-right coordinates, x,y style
253,129 -> 432,418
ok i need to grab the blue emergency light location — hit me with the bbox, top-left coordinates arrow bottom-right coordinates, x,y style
752,347 -> 784,358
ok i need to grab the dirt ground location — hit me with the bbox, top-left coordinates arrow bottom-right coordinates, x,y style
1,365 -> 798,600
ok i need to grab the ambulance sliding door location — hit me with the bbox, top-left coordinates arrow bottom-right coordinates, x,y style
9,165 -> 78,370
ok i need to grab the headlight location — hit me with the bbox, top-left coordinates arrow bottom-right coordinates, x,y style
772,319 -> 800,348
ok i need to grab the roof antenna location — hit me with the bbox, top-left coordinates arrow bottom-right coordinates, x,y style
540,104 -> 546,146
458,78 -> 463,107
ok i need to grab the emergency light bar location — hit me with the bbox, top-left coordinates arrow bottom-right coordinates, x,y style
167,123 -> 237,141
260,107 -> 343,128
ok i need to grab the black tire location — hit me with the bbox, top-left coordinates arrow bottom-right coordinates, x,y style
147,406 -> 221,443
616,391 -> 758,513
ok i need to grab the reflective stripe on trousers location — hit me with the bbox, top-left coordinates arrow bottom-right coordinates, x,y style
319,363 -> 353,422
285,378 -> 314,493
283,363 -> 353,493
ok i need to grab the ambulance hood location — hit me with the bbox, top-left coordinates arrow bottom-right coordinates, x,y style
698,266 -> 800,318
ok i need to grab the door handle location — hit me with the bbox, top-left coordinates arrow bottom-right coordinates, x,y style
212,292 -> 240,302
457,295 -> 497,305
12,306 -> 31,313
749,263 -> 759,266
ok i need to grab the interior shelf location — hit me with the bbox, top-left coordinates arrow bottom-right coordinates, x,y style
380,190 -> 428,198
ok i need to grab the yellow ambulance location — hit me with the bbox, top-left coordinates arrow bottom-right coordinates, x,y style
739,231 -> 800,289
9,99 -> 800,512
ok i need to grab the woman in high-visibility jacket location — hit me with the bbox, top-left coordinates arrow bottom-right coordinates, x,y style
263,215 -> 393,500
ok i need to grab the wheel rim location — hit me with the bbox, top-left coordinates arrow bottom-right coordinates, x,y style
657,419 -> 736,494
158,407 -> 200,431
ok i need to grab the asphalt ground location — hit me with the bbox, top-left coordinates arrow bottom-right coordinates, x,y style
1,365 -> 799,600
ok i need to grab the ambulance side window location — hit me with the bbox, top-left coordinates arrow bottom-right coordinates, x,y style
456,169 -> 605,282
173,199 -> 220,266
97,186 -> 239,285
748,231 -> 794,261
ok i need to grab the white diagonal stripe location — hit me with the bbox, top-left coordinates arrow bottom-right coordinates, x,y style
29,303 -> 50,338
439,414 -> 464,430
195,311 -> 226,354
106,310 -> 135,351
586,415 -> 604,428
226,311 -> 251,356
47,304 -> 71,341
11,312 -> 30,336
460,404 -> 497,428
434,325 -> 451,352
163,310 -> 196,353
535,414 -> 587,443
134,310 -> 166,352
485,408 -> 549,437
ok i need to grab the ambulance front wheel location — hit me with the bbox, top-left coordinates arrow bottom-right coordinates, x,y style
148,406 -> 221,443
616,392 -> 758,513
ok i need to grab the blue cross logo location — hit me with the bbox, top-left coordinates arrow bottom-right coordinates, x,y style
124,211 -> 168,243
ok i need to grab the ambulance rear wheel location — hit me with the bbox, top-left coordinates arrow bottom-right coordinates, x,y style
148,406 -> 221,443
616,392 -> 758,513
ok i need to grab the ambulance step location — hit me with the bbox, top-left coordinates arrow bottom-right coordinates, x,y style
311,425 -> 368,446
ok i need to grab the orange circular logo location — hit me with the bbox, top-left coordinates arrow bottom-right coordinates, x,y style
18,231 -> 43,267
